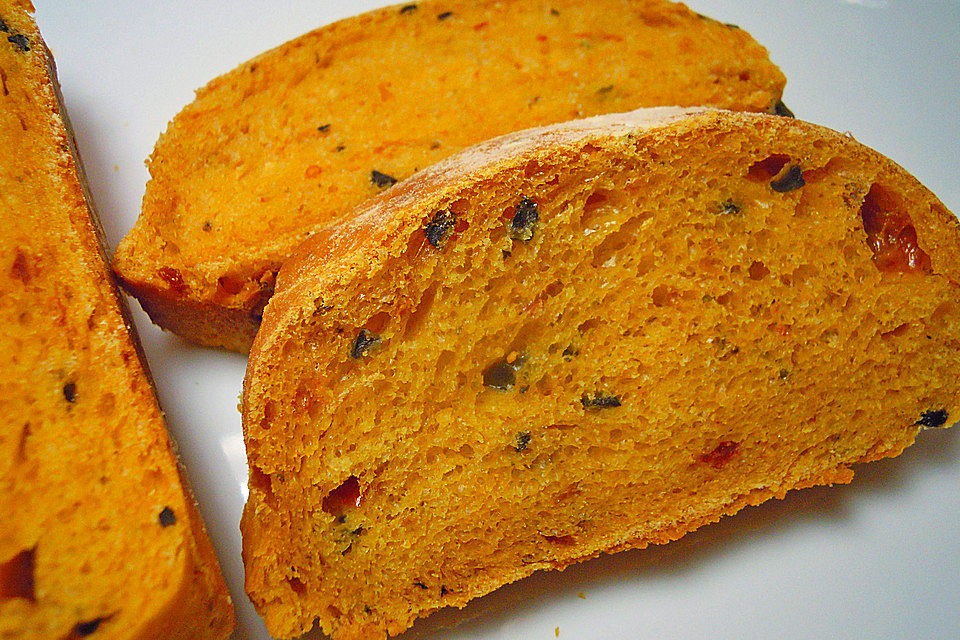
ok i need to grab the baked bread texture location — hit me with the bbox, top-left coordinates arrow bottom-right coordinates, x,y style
241,107 -> 960,639
112,0 -> 788,352
0,3 -> 234,638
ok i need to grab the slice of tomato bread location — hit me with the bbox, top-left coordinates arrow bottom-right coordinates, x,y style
0,3 -> 234,638
241,107 -> 960,639
112,0 -> 788,352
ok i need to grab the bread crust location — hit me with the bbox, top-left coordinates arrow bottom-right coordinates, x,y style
0,4 -> 233,637
243,107 -> 960,639
113,0 -> 787,351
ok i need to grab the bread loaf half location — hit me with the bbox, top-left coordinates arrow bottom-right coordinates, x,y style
0,3 -> 233,637
241,107 -> 960,639
113,0 -> 788,352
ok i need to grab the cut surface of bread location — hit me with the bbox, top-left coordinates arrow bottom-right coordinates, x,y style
241,107 -> 960,639
112,0 -> 788,352
0,3 -> 233,638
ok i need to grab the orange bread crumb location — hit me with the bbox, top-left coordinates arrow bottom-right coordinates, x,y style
113,0 -> 787,352
242,108 -> 960,639
0,3 -> 233,637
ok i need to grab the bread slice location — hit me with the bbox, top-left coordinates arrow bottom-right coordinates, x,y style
112,0 -> 788,352
241,106 -> 960,639
0,3 -> 233,637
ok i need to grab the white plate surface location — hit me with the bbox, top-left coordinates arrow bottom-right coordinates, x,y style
31,1 -> 960,638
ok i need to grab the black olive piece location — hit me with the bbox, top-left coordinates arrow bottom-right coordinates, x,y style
509,197 -> 539,241
371,170 -> 398,188
337,514 -> 347,524
437,11 -> 453,20
335,144 -> 346,152
581,393 -> 621,409
597,84 -> 614,95
440,585 -> 449,595
719,199 -> 741,215
202,221 -> 213,231
778,369 -> 790,380
774,100 -> 796,118
414,581 -> 428,589
399,3 -> 418,14
916,409 -> 949,428
317,123 -> 331,132
62,382 -> 77,403
550,8 -> 560,16
514,432 -> 531,452
74,618 -> 106,637
350,329 -> 380,359
364,605 -> 373,614
0,17 -> 8,32
7,33 -> 29,52
770,165 -> 805,193
724,22 -> 741,29
424,210 -> 456,249
158,506 -> 176,527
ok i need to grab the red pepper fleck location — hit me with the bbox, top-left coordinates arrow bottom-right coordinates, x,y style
157,267 -> 188,295
9,250 -> 33,284
573,32 -> 624,42
305,165 -> 322,179
699,441 -> 739,468
473,21 -> 489,30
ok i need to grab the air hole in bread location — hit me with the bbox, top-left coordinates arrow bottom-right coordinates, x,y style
403,282 -> 437,341
651,284 -> 676,307
590,215 -> 643,268
0,547 -> 35,601
287,576 -> 306,595
881,323 -> 910,339
747,154 -> 790,182
217,273 -> 246,297
322,476 -> 362,518
73,617 -> 109,637
748,260 -> 770,281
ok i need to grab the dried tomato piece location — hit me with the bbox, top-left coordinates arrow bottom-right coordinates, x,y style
860,184 -> 932,274
157,266 -> 188,295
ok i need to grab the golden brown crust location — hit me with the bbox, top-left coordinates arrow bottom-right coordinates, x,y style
0,3 -> 233,637
114,0 -> 787,351
243,107 -> 960,639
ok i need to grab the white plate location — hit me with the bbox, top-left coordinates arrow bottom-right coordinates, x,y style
32,1 -> 960,638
